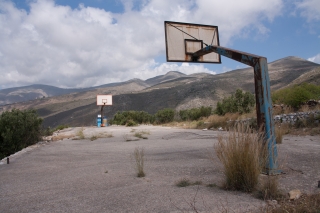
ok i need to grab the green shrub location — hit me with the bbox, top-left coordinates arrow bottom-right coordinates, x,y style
112,111 -> 154,125
215,89 -> 255,115
155,108 -> 175,124
272,83 -> 320,109
126,119 -> 137,127
179,106 -> 212,121
0,109 -> 43,159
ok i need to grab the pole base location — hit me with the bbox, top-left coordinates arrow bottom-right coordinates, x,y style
262,169 -> 282,176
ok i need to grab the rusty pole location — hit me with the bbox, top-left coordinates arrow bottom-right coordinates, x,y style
193,45 -> 279,174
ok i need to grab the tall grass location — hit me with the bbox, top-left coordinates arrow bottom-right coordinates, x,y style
214,124 -> 266,192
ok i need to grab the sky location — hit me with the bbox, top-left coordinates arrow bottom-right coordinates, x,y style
0,0 -> 319,89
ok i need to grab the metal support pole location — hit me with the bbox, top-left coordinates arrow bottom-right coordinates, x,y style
101,105 -> 105,126
193,45 -> 279,174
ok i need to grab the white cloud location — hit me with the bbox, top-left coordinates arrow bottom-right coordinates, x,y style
308,53 -> 320,64
0,0 -> 284,89
295,0 -> 320,22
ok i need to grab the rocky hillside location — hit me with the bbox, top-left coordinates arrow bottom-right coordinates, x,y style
0,56 -> 319,128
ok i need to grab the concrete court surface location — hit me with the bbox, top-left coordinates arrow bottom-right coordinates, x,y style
0,125 -> 319,213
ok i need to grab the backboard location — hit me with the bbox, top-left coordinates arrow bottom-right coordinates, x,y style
164,21 -> 221,63
97,95 -> 112,106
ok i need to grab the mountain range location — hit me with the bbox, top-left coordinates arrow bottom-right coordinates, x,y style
0,56 -> 319,128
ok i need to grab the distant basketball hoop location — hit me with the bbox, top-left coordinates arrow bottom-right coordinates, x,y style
97,95 -> 112,106
97,95 -> 112,127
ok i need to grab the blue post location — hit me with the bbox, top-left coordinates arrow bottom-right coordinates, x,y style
193,45 -> 280,174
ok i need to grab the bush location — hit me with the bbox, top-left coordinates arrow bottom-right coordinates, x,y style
0,109 -> 43,159
179,106 -> 212,121
155,108 -> 175,124
272,83 -> 320,109
112,111 -> 154,125
215,89 -> 255,115
214,124 -> 266,192
126,119 -> 137,127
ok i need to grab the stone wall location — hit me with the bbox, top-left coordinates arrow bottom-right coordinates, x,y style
274,111 -> 320,124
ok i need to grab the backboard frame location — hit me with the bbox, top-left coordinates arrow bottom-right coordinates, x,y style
97,95 -> 113,106
164,21 -> 221,63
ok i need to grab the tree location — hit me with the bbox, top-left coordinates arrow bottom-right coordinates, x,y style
214,89 -> 255,115
0,109 -> 43,159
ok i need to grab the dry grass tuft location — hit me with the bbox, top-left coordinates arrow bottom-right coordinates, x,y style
256,176 -> 283,201
90,135 -> 98,141
275,123 -> 290,144
77,128 -> 85,139
206,113 -> 240,130
214,123 -> 266,192
133,147 -> 145,177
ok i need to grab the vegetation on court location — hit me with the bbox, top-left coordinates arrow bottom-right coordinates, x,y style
214,124 -> 266,192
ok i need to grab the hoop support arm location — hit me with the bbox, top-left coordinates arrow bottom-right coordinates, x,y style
193,45 -> 279,175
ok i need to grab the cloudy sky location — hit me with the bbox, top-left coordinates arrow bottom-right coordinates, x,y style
0,0 -> 319,89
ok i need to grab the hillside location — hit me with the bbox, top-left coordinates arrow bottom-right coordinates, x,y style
0,56 -> 319,128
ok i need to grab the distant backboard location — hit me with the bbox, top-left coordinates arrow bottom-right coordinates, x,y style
164,21 -> 221,63
97,95 -> 112,106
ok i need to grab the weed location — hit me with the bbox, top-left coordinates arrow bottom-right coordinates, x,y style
99,132 -> 113,138
90,135 -> 98,141
206,183 -> 217,188
176,178 -> 203,187
206,113 -> 241,130
196,121 -> 206,129
176,178 -> 191,187
124,134 -> 138,142
133,147 -> 145,177
55,124 -> 69,131
214,123 -> 266,192
267,193 -> 320,213
134,131 -> 148,139
310,127 -> 320,136
275,124 -> 289,144
77,128 -> 85,139
193,181 -> 202,185
134,132 -> 144,139
256,176 -> 283,200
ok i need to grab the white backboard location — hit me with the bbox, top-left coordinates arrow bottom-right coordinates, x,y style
164,21 -> 221,63
97,95 -> 112,106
